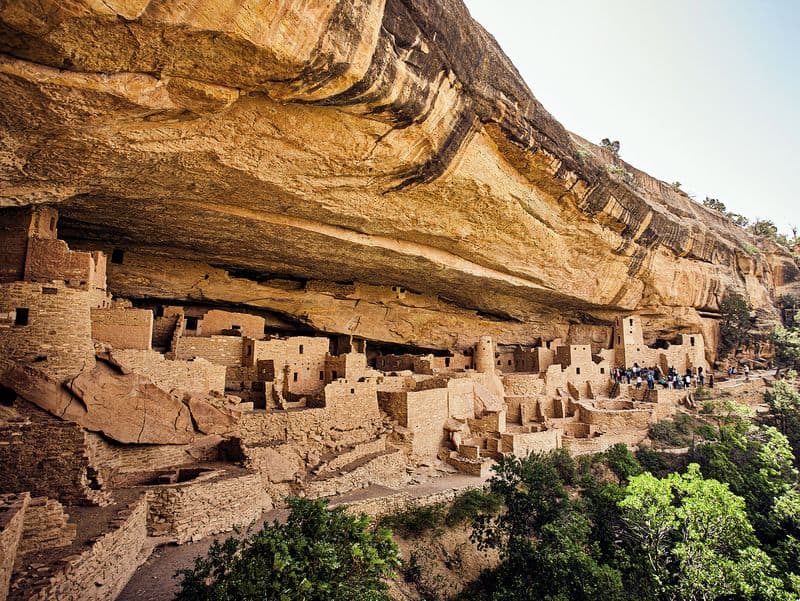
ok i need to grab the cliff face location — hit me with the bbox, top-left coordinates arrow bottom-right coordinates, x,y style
0,0 -> 797,352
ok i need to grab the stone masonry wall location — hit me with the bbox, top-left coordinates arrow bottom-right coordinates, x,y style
0,493 -> 28,601
146,470 -> 270,544
8,497 -> 148,601
17,497 -> 76,556
91,307 -> 152,351
0,282 -> 95,381
174,335 -> 243,366
110,350 -> 226,394
0,421 -> 109,506
85,432 -> 219,485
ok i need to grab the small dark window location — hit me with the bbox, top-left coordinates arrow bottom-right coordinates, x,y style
629,319 -> 634,326
507,360 -> 512,366
111,249 -> 124,264
690,337 -> 695,347
231,325 -> 241,332
42,287 -> 57,295
293,372 -> 298,382
332,370 -> 338,380
14,308 -> 29,326
246,346 -> 252,357
154,306 -> 164,317
600,367 -> 605,374
445,357 -> 451,367
49,217 -> 56,231
350,388 -> 355,394
576,367 -> 581,375
299,344 -> 304,354
185,316 -> 199,330
497,360 -> 501,365
319,371 -> 324,380
617,335 -> 621,343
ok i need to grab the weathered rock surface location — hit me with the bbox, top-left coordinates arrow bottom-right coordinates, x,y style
0,0 -> 797,348
2,358 -> 240,443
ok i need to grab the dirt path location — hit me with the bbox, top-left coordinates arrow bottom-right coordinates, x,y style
117,472 -> 487,601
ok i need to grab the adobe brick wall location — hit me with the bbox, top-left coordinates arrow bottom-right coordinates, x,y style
91,308 -> 153,350
8,497 -> 148,601
23,238 -> 94,289
502,373 -> 546,396
196,309 -> 265,339
146,470 -> 271,544
0,421 -> 110,506
0,493 -> 28,601
17,497 -> 76,556
323,380 -> 381,431
174,335 -> 243,367
0,282 -> 96,381
110,349 -> 226,394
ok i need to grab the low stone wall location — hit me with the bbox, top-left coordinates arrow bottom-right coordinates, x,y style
500,429 -> 561,455
576,404 -> 652,432
305,449 -> 408,498
146,469 -> 271,544
110,349 -> 226,394
86,432 -> 221,486
0,493 -> 28,601
8,497 -> 148,601
0,421 -> 110,506
333,484 -> 482,519
17,497 -> 76,556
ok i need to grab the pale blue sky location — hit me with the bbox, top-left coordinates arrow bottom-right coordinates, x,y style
464,0 -> 799,235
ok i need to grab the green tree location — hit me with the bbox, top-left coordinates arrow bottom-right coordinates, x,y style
719,291 -> 753,356
703,197 -> 727,212
730,213 -> 751,228
773,326 -> 800,370
175,497 -> 400,601
600,138 -> 621,155
752,219 -> 780,239
618,464 -> 793,600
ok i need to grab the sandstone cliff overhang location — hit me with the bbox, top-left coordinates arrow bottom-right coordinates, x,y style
0,1 -> 796,346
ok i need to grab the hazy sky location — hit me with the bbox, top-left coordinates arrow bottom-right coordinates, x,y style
463,0 -> 799,235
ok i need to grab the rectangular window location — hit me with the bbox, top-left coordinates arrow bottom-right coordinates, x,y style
445,357 -> 451,367
299,344 -> 304,354
576,367 -> 581,375
319,371 -> 324,380
185,316 -> 199,330
14,308 -> 29,326
42,287 -> 57,295
293,372 -> 298,382
690,337 -> 695,347
600,367 -> 605,374
111,249 -> 124,264
507,360 -> 512,366
629,319 -> 634,326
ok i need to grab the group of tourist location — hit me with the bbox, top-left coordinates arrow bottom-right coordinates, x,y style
611,364 -> 713,390
727,364 -> 751,381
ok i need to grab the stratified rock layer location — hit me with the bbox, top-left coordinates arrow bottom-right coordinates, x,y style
0,0 -> 797,349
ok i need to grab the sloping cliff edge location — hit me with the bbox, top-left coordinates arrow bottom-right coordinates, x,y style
1,0 -> 797,355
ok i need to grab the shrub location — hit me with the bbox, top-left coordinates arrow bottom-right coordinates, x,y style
603,443 -> 642,481
175,497 -> 399,601
635,448 -> 668,476
379,503 -> 446,538
648,419 -> 692,448
445,488 -> 502,527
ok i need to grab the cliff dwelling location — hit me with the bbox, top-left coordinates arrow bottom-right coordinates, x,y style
0,1 -> 798,600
